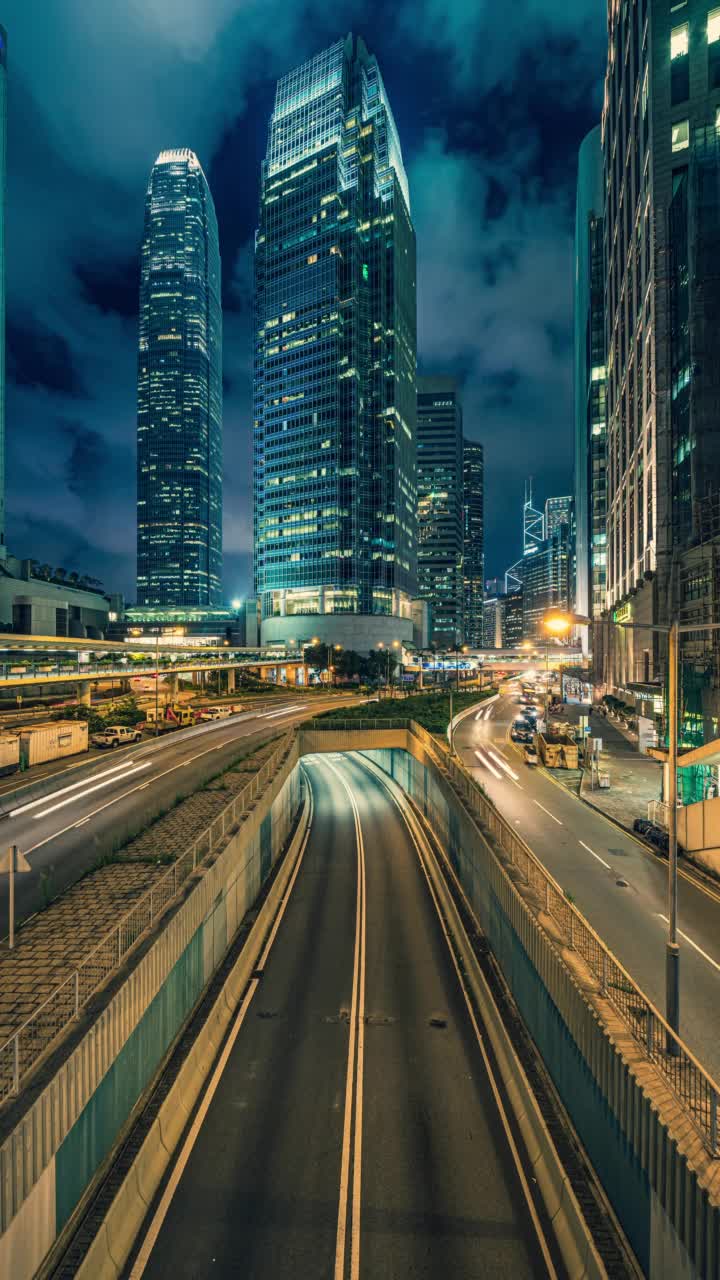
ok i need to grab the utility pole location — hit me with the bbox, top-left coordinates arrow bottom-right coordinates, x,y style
666,618 -> 679,1049
155,629 -> 160,737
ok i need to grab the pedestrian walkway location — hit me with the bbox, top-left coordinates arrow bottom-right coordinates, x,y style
549,701 -> 663,832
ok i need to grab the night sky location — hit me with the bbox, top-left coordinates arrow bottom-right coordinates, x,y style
4,0 -> 606,602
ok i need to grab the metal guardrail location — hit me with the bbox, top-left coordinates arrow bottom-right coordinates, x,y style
308,716 -> 720,1156
0,731 -> 295,1102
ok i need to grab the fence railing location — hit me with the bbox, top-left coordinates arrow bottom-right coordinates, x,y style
0,731 -> 295,1103
648,798 -> 671,829
306,716 -> 720,1156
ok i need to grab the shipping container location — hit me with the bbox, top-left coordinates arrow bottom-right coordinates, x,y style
18,721 -> 89,766
0,734 -> 19,776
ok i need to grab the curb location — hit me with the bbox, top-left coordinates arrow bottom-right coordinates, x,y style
74,783 -> 312,1280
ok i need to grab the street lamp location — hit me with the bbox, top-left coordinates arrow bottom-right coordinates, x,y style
543,607 -> 720,1049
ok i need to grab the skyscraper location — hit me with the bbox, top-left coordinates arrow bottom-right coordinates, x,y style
253,36 -> 417,650
136,149 -> 222,608
0,26 -> 7,559
417,378 -> 463,648
522,482 -> 545,556
545,495 -> 572,539
574,126 -> 607,634
603,1 -> 720,706
463,439 -> 484,647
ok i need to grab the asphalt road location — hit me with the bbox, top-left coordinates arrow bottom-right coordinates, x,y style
130,753 -> 548,1280
455,684 -> 720,1080
0,699 -> 342,936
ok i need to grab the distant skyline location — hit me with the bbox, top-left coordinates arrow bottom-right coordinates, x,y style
3,1 -> 605,598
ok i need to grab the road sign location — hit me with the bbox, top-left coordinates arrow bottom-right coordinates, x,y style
0,846 -> 30,873
0,845 -> 30,950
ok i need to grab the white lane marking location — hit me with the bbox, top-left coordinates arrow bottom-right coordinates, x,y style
324,757 -> 366,1280
657,915 -> 720,975
31,763 -> 152,819
129,783 -> 315,1279
474,749 -> 502,780
9,757 -> 142,817
533,800 -> 563,826
74,817 -> 91,828
487,748 -> 520,782
579,840 -> 611,870
262,703 -> 303,719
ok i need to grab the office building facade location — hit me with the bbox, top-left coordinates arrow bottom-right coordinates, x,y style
254,36 -> 417,651
463,438 -> 484,647
136,149 -> 222,609
602,1 -> 720,714
574,126 -> 607,633
417,378 -> 464,649
545,495 -> 572,539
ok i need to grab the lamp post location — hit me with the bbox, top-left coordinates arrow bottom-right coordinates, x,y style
543,608 -> 720,1048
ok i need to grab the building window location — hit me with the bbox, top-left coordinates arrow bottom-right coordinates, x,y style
672,119 -> 690,152
710,8 -> 720,86
671,24 -> 689,103
671,23 -> 689,60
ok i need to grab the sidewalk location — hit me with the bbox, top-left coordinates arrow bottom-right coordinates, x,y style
551,702 -> 663,832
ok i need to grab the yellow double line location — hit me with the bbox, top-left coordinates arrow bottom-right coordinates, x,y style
325,757 -> 367,1280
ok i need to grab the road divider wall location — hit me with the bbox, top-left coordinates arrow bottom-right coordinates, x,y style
300,724 -> 720,1280
0,741 -> 301,1280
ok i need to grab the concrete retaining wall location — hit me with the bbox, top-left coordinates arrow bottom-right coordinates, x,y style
0,745 -> 301,1280
356,742 -> 716,1279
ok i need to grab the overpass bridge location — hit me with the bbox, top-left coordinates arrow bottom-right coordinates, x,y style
0,633 -> 311,695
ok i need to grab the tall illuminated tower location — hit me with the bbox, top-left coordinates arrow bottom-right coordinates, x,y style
136,149 -> 222,607
254,36 -> 417,650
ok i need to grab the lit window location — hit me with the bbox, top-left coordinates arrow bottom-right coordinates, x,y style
670,24 -> 688,59
307,253 -> 318,264
716,107 -> 720,132
672,119 -> 689,151
709,8 -> 720,43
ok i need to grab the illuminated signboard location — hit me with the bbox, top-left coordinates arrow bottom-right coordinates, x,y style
613,602 -> 632,624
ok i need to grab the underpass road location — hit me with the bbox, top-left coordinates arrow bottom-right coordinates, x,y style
131,754 -> 548,1280
458,685 -> 720,1080
0,698 -> 343,935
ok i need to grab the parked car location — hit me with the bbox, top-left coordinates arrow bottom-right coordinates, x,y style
91,725 -> 143,749
523,745 -> 539,766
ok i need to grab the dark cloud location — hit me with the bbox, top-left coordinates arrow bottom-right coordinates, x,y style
3,0 -> 605,595
7,319 -> 86,396
63,422 -> 111,498
75,258 -> 140,320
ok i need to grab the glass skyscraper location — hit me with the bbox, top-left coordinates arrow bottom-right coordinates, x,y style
254,36 -> 417,650
136,149 -> 222,608
462,439 -> 484,648
417,378 -> 464,649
